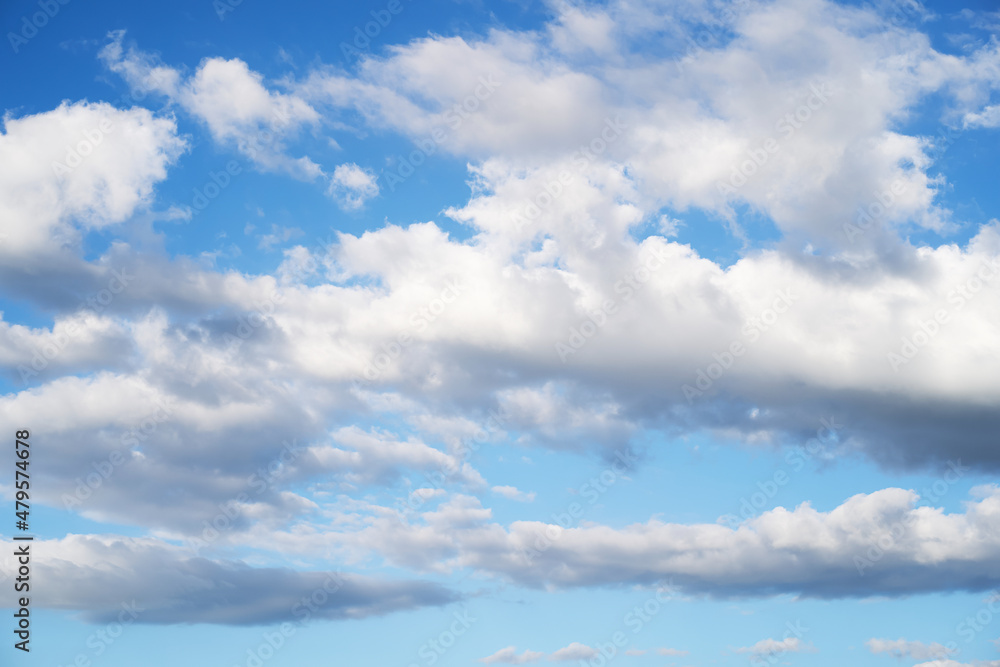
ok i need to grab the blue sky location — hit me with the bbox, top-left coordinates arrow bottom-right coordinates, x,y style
3,0 -> 1000,666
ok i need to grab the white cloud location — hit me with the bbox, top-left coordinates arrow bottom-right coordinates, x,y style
100,31 -> 321,178
295,0 -> 1000,251
320,485 -> 1000,598
491,485 -> 536,502
6,2 -> 1000,628
735,637 -> 809,656
306,426 -> 485,487
481,646 -> 545,664
964,104 -> 1000,128
867,638 -> 956,661
0,100 -> 184,258
328,162 -> 379,209
549,643 -> 597,661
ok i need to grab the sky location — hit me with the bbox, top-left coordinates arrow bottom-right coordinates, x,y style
1,0 -> 1000,665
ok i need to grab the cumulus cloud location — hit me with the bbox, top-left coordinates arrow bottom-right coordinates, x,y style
99,31 -> 321,178
0,100 -> 184,259
36,2 -> 997,478
5,0 -> 1000,630
0,535 -> 456,625
328,162 -> 379,209
327,485 -> 1000,598
548,642 -> 597,661
297,0 -> 1000,250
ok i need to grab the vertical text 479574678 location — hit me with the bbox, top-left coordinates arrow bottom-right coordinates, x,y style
13,429 -> 32,653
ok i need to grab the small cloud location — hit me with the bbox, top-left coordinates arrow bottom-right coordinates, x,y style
964,104 -> 1000,129
491,485 -> 536,502
258,224 -> 303,251
154,205 -> 191,222
656,648 -> 689,656
549,643 -> 596,661
735,637 -> 813,657
866,638 -> 955,661
658,215 -> 682,237
328,162 -> 379,209
481,647 -> 544,664
410,488 -> 446,502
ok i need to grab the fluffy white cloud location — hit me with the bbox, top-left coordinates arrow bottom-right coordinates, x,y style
18,0 -> 998,478
5,0 -> 1000,627
549,643 -> 597,661
100,31 -> 321,178
0,100 -> 184,258
309,484 -> 1000,598
328,162 -> 379,209
297,0 -> 1000,252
